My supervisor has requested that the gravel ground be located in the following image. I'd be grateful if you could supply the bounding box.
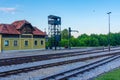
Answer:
[0,47,120,80]
[69,56,120,80]
[0,49,115,73]
[0,57,108,80]
[0,47,119,59]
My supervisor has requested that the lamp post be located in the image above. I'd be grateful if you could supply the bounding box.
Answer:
[107,12,111,52]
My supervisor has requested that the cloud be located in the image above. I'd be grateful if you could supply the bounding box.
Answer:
[0,7,17,14]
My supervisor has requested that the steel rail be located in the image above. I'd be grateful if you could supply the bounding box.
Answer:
[41,54,120,80]
[0,51,120,77]
[0,47,119,67]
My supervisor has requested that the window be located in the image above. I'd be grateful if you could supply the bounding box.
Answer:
[4,40,9,46]
[14,40,18,46]
[34,40,37,46]
[41,40,44,45]
[25,41,28,46]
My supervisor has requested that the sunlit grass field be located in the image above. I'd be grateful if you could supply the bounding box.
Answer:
[95,68,120,80]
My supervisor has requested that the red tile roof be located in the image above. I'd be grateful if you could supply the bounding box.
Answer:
[0,24,20,34]
[12,20,30,29]
[33,27,46,35]
[0,20,46,36]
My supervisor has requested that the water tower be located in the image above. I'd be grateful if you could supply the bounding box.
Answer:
[48,15,61,50]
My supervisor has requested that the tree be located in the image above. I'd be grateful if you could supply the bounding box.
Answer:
[70,38,80,47]
[61,29,69,39]
[48,28,120,47]
[98,34,108,46]
[78,33,88,39]
[60,39,68,47]
[89,37,99,46]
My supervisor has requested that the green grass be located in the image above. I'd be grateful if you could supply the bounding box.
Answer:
[95,68,120,80]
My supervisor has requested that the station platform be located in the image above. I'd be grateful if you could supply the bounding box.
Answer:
[0,47,93,59]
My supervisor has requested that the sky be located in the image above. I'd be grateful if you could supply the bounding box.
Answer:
[0,0,120,37]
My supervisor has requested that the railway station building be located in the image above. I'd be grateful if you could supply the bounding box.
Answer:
[0,20,46,52]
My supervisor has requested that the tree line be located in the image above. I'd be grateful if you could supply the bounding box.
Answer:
[60,29,120,47]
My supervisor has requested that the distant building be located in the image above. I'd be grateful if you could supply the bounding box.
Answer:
[0,20,46,52]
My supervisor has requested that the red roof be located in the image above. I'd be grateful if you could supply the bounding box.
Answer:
[0,20,46,36]
[0,24,20,34]
[12,20,30,29]
[33,27,46,35]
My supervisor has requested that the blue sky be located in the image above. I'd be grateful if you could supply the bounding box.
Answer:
[0,0,120,37]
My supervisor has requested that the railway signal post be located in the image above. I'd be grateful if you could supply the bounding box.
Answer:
[68,27,79,49]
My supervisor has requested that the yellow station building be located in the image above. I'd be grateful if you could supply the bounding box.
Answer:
[0,20,46,52]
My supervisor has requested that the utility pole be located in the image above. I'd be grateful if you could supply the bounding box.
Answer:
[107,12,111,52]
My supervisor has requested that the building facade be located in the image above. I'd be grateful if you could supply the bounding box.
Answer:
[0,20,46,52]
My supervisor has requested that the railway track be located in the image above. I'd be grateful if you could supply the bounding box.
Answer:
[0,47,119,67]
[41,54,120,80]
[0,50,120,78]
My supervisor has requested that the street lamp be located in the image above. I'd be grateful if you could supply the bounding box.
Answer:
[107,12,111,52]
